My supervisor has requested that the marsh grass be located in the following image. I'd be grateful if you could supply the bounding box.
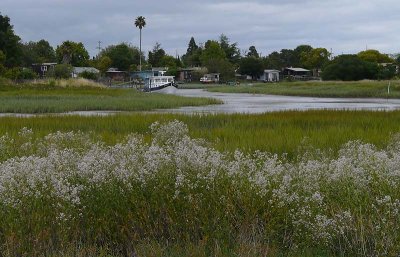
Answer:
[0,82,220,113]
[198,80,400,98]
[1,121,400,256]
[0,110,400,158]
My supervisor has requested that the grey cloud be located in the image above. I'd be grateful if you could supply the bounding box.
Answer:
[2,0,400,58]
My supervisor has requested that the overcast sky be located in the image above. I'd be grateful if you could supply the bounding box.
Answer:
[2,0,400,58]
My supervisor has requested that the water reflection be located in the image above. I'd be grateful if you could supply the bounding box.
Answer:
[157,89,400,114]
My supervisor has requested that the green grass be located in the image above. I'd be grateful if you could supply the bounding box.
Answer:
[186,80,400,98]
[0,83,220,113]
[1,110,400,158]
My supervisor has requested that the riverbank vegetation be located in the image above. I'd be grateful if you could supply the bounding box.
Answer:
[1,120,400,256]
[1,110,400,158]
[186,80,400,98]
[0,80,220,113]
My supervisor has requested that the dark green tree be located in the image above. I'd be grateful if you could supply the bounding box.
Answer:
[148,42,166,67]
[264,51,284,70]
[300,48,330,70]
[293,45,313,67]
[239,57,264,80]
[322,55,378,81]
[21,39,56,66]
[279,49,295,67]
[396,55,400,65]
[96,56,112,74]
[182,37,202,67]
[205,58,235,81]
[0,50,5,74]
[357,49,393,63]
[0,13,21,67]
[56,41,89,66]
[200,40,226,65]
[186,37,198,55]
[219,34,241,64]
[100,43,142,71]
[247,46,260,58]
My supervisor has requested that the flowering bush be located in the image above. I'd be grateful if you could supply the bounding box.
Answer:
[1,120,400,256]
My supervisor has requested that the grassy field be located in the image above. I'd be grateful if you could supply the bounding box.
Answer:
[0,80,220,113]
[181,80,400,98]
[1,110,400,158]
[1,118,400,256]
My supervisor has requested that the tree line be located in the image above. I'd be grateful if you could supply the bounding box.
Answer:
[1,12,399,81]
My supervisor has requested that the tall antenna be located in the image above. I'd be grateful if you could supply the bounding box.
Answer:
[96,41,102,58]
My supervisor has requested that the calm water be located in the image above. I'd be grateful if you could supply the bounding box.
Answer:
[156,89,400,114]
[1,89,400,117]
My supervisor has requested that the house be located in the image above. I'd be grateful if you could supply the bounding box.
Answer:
[282,67,311,80]
[106,68,128,81]
[259,70,280,82]
[31,63,57,78]
[177,67,204,82]
[72,67,100,78]
[200,73,220,83]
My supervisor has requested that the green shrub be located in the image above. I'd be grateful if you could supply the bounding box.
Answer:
[3,67,38,80]
[322,55,378,81]
[48,64,73,79]
[79,70,99,80]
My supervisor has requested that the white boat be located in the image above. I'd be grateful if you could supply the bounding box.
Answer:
[145,71,177,92]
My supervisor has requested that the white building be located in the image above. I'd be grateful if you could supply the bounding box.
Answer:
[259,70,280,82]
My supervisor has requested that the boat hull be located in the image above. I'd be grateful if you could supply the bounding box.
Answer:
[154,85,178,94]
[146,82,178,92]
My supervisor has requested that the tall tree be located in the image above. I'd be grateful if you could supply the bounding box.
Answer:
[148,42,166,67]
[279,49,295,67]
[219,34,241,64]
[239,57,264,80]
[96,56,112,74]
[56,41,89,66]
[21,39,56,66]
[357,49,393,63]
[293,45,313,67]
[0,13,21,67]
[322,55,378,81]
[100,43,142,71]
[182,37,202,67]
[300,48,330,70]
[200,40,226,65]
[186,37,198,55]
[264,51,284,70]
[0,50,5,74]
[135,16,146,71]
[247,46,260,58]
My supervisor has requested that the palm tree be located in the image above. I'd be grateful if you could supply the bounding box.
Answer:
[135,16,146,71]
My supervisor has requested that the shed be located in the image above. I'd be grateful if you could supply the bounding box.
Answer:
[282,67,311,77]
[31,63,57,78]
[259,70,280,82]
[106,68,128,81]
